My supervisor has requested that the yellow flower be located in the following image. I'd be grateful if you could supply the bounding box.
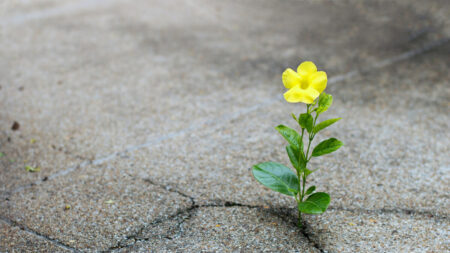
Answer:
[282,61,327,104]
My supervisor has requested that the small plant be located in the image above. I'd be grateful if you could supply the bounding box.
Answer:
[252,61,343,228]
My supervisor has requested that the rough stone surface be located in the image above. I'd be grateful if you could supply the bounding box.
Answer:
[106,45,450,215]
[0,163,192,251]
[305,208,449,252]
[0,130,83,197]
[118,206,319,253]
[0,0,449,252]
[0,219,72,252]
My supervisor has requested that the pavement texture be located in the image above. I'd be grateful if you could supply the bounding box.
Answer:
[0,0,449,252]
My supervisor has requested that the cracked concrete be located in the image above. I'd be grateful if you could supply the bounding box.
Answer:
[0,218,74,252]
[116,206,320,253]
[1,0,449,252]
[1,162,192,251]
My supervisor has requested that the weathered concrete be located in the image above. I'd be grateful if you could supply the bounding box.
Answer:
[305,208,449,252]
[1,162,192,251]
[0,0,449,252]
[90,46,450,214]
[119,206,320,252]
[0,219,72,252]
[0,130,83,197]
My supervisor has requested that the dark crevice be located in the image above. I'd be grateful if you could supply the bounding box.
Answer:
[328,206,447,220]
[105,179,264,252]
[6,37,449,201]
[4,175,446,252]
[106,202,266,252]
[301,221,325,253]
[292,205,448,253]
[105,178,449,252]
[142,178,195,205]
[0,216,81,253]
[203,199,261,209]
[0,16,447,253]
[106,204,198,252]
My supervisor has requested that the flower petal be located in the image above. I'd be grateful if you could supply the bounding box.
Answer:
[310,71,327,93]
[282,68,301,89]
[297,61,317,77]
[283,86,320,104]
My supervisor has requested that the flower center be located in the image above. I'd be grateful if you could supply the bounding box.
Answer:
[300,79,309,89]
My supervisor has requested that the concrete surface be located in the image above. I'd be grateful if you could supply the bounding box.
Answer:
[0,0,449,252]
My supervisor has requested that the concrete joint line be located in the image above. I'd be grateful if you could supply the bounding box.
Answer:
[106,177,262,252]
[4,175,443,253]
[107,177,447,252]
[142,178,195,205]
[3,36,448,251]
[328,206,447,221]
[0,216,81,253]
[301,221,326,253]
[106,203,263,252]
[8,35,449,198]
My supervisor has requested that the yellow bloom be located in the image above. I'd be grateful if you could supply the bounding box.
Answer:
[282,61,327,104]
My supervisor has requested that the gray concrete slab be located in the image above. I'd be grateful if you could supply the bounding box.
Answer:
[1,162,192,251]
[305,208,449,252]
[0,0,449,252]
[2,0,446,163]
[98,44,450,215]
[62,44,448,251]
[0,219,72,252]
[118,206,319,252]
[0,129,83,197]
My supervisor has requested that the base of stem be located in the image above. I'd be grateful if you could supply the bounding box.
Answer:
[297,212,302,228]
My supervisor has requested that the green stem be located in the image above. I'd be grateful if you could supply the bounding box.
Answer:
[298,209,302,228]
[305,138,312,162]
[297,104,311,228]
[295,105,311,228]
[297,104,321,228]
[307,113,320,161]
[298,107,307,202]
[301,173,306,201]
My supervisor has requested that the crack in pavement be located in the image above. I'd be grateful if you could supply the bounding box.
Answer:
[106,202,263,252]
[105,178,262,252]
[2,176,446,252]
[2,32,449,253]
[142,178,195,205]
[7,36,450,198]
[0,216,81,253]
[105,178,448,252]
[328,206,447,221]
[301,222,326,253]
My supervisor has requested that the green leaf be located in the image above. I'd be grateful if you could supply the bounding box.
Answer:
[252,162,299,196]
[298,152,307,171]
[299,113,313,133]
[317,93,333,114]
[305,168,318,177]
[275,125,301,148]
[298,192,330,214]
[313,118,341,134]
[25,165,40,173]
[312,138,343,157]
[0,152,4,158]
[286,145,300,170]
[286,144,307,172]
[291,113,297,122]
[305,186,316,195]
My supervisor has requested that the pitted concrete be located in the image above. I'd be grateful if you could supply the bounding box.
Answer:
[0,0,449,251]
